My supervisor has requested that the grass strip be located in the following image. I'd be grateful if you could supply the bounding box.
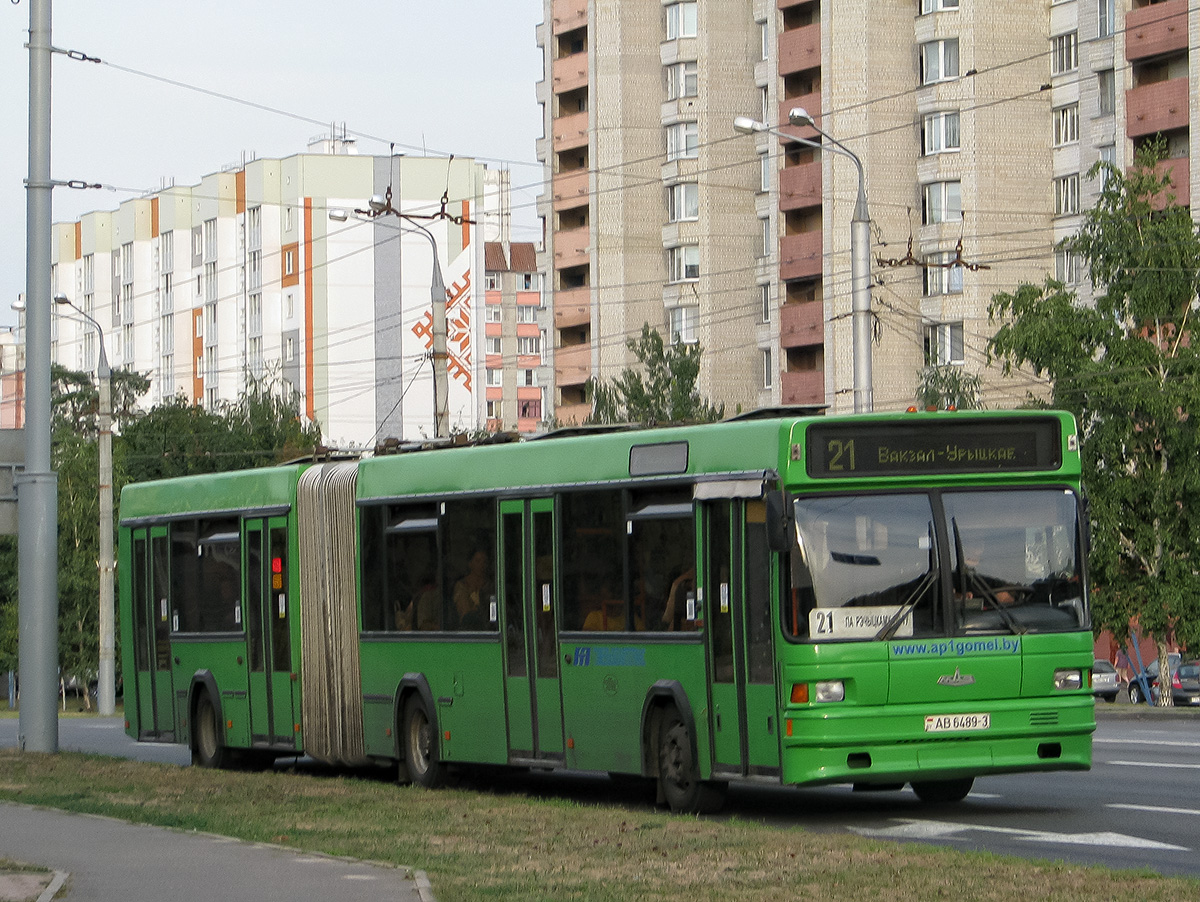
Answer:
[0,748,1193,902]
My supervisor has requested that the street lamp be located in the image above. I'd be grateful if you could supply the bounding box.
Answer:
[734,107,874,413]
[330,196,450,438]
[53,294,115,716]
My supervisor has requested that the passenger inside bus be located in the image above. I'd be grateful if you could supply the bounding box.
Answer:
[661,566,700,631]
[452,549,492,630]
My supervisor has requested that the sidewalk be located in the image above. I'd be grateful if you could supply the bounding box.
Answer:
[0,803,434,902]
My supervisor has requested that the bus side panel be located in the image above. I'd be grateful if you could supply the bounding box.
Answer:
[359,639,508,765]
[560,639,709,776]
[172,639,250,748]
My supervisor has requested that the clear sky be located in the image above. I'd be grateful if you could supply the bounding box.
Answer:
[1,0,546,328]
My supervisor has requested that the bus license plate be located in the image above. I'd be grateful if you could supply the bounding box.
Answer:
[924,713,990,733]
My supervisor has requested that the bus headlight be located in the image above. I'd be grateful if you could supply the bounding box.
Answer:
[814,680,845,703]
[1054,669,1083,691]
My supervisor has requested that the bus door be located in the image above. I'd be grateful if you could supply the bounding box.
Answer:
[245,517,295,747]
[131,525,175,739]
[499,498,564,761]
[705,499,779,775]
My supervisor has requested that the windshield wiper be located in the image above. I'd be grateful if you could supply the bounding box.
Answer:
[874,568,938,641]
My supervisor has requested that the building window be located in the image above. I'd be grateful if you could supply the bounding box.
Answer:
[924,321,964,366]
[668,245,700,282]
[486,336,502,355]
[1098,144,1116,189]
[485,304,501,324]
[759,217,771,258]
[1097,69,1115,115]
[1098,0,1114,38]
[517,335,541,356]
[519,398,542,420]
[484,273,500,290]
[922,252,964,297]
[1055,174,1080,216]
[666,122,699,161]
[666,61,698,100]
[516,305,538,324]
[1053,105,1079,147]
[921,111,960,155]
[160,230,174,274]
[521,272,540,291]
[761,284,772,323]
[522,368,538,387]
[284,250,295,276]
[922,181,962,224]
[920,39,959,85]
[762,349,774,388]
[1055,247,1081,284]
[1051,32,1077,75]
[284,337,295,362]
[921,0,959,11]
[486,368,502,387]
[486,400,497,420]
[759,153,771,192]
[668,182,699,222]
[759,21,769,60]
[665,2,697,39]
[668,306,699,344]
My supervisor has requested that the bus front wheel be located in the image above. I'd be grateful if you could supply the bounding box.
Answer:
[193,692,228,769]
[658,713,726,814]
[911,777,974,803]
[403,696,444,789]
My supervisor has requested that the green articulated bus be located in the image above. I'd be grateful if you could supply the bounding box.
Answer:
[119,409,1095,812]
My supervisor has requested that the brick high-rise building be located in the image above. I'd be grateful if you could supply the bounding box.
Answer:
[536,0,1196,418]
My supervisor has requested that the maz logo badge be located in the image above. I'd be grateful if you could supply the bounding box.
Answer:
[937,667,976,687]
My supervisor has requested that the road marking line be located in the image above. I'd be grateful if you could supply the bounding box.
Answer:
[1094,738,1200,748]
[1108,803,1200,817]
[850,818,1187,851]
[1106,760,1200,770]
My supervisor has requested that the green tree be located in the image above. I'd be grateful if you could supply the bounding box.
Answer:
[916,365,984,411]
[987,140,1200,704]
[586,324,725,425]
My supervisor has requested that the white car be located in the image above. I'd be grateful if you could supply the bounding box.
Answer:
[1092,659,1121,703]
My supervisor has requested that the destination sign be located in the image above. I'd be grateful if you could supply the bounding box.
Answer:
[803,418,1062,478]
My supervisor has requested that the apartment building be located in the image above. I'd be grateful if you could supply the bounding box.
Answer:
[45,139,510,448]
[536,0,1196,417]
[483,241,550,433]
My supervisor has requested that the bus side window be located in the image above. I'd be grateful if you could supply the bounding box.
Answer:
[561,490,625,630]
[442,498,498,632]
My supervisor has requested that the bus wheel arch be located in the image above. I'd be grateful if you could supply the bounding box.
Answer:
[397,675,443,789]
[189,673,228,769]
[640,682,726,814]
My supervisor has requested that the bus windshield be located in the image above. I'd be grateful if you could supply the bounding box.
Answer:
[785,488,1087,641]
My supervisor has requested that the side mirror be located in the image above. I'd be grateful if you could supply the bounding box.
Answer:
[765,490,790,553]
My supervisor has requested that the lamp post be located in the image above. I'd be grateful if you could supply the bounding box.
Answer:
[733,107,873,413]
[53,295,115,716]
[330,196,450,438]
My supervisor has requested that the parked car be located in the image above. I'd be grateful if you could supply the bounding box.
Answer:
[1092,659,1122,702]
[1159,661,1200,706]
[1128,652,1182,705]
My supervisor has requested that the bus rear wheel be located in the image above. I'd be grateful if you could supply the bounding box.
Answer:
[911,777,974,803]
[403,696,444,789]
[193,692,228,769]
[658,714,726,814]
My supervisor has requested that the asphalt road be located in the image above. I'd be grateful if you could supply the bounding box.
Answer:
[2,706,1198,878]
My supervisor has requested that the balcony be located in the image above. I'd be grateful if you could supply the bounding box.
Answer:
[554,401,592,425]
[553,169,590,211]
[781,369,824,405]
[779,160,821,212]
[553,110,588,153]
[1125,0,1188,61]
[780,231,822,281]
[1152,155,1190,208]
[778,23,820,77]
[555,342,591,389]
[551,0,587,35]
[552,53,588,95]
[777,92,821,141]
[554,286,591,330]
[1126,77,1189,138]
[553,226,590,270]
[780,301,823,349]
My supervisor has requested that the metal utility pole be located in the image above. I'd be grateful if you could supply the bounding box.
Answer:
[20,0,60,752]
